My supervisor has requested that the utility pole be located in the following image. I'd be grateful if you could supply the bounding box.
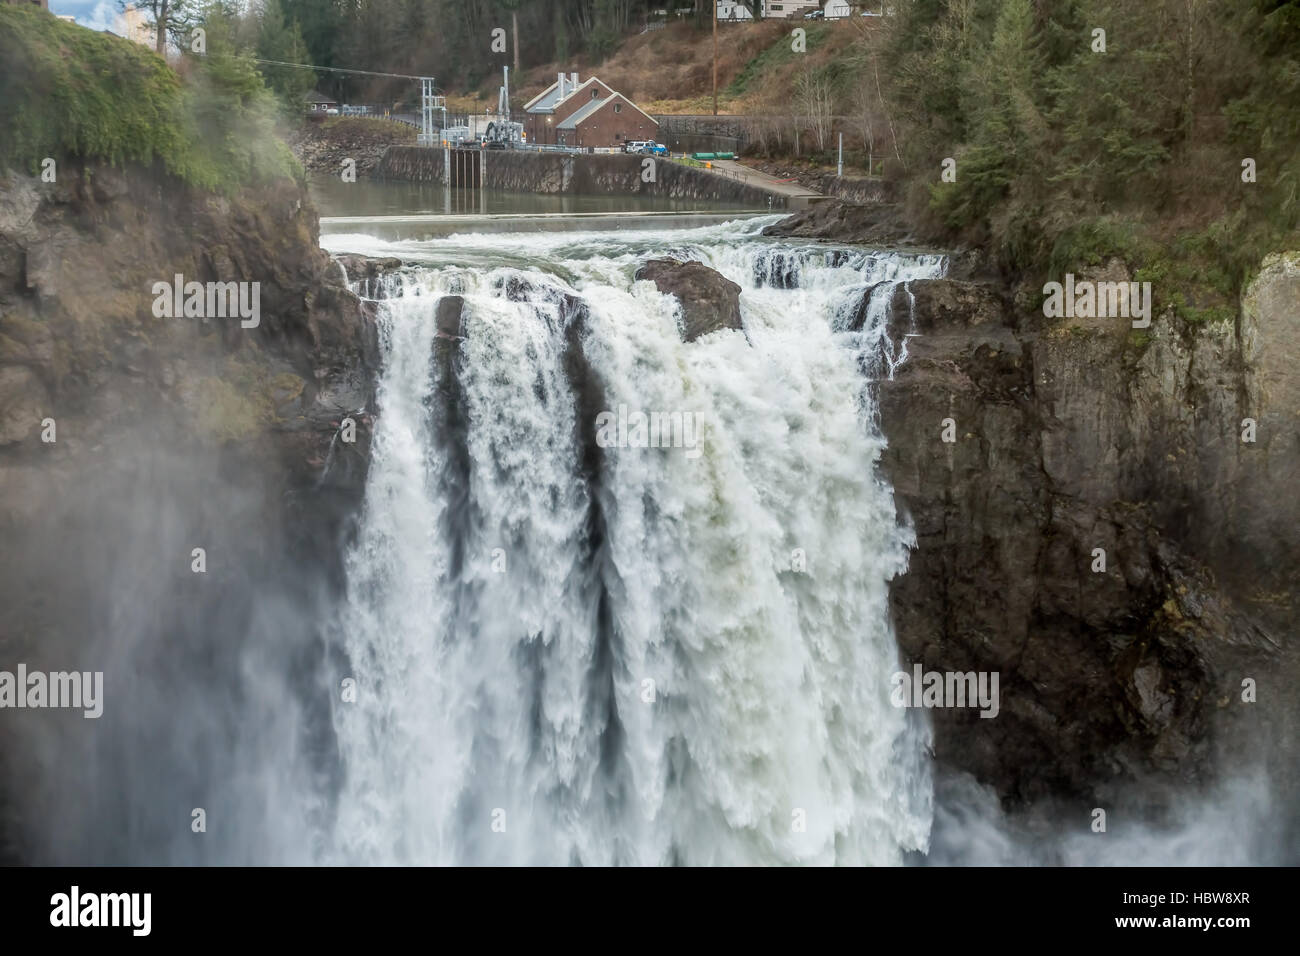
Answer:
[712,1,718,116]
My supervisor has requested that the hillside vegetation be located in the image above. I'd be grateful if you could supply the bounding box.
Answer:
[881,0,1300,316]
[498,19,862,114]
[0,5,297,191]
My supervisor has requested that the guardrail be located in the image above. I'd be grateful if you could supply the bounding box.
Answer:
[504,144,628,155]
[334,106,419,126]
[706,165,743,183]
[669,156,742,180]
[402,141,744,167]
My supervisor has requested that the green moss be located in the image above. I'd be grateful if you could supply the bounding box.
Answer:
[1032,215,1241,333]
[1048,220,1145,278]
[0,5,296,191]
[1134,238,1237,330]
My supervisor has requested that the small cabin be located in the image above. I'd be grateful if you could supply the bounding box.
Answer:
[305,91,340,115]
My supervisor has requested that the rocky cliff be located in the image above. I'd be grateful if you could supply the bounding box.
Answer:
[0,161,378,557]
[872,254,1299,822]
[0,161,376,862]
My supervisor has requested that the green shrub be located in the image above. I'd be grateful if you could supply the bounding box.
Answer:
[0,5,297,191]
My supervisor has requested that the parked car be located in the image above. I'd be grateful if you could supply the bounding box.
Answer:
[804,9,824,19]
[638,142,668,156]
[623,140,650,153]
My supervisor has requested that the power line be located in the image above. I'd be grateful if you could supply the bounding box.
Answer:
[250,58,436,85]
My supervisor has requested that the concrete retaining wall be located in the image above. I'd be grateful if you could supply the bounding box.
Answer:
[374,146,785,208]
[653,115,748,155]
[654,115,750,141]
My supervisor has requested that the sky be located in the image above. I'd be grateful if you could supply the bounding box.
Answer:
[50,1,124,32]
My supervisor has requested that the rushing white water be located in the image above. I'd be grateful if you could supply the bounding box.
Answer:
[321,217,947,865]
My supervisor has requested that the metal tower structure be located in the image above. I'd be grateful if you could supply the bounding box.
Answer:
[418,77,447,146]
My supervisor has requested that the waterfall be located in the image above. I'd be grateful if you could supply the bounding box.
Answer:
[321,220,947,865]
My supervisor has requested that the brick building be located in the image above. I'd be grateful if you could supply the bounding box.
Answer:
[523,73,659,149]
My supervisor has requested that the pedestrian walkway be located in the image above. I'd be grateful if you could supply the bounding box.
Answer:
[710,159,825,208]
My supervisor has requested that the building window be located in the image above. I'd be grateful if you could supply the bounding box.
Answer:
[592,89,599,99]
[614,103,622,113]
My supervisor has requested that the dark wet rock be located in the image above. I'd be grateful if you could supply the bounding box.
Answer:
[635,257,743,342]
[334,253,402,282]
[876,270,1299,808]
[764,199,912,245]
[764,201,983,279]
[436,295,465,338]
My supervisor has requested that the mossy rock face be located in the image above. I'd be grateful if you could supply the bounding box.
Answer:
[0,365,48,445]
[0,156,377,490]
[185,374,272,442]
[1242,250,1300,319]
[0,314,55,368]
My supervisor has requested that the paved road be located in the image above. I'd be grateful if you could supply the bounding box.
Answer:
[711,159,824,207]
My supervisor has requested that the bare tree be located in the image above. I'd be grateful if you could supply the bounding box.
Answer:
[851,10,905,169]
[851,80,877,175]
[794,65,832,153]
[1172,0,1215,145]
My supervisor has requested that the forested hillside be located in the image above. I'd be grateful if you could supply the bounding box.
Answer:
[278,0,712,96]
[880,0,1300,306]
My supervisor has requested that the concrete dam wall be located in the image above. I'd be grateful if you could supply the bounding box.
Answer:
[374,146,786,209]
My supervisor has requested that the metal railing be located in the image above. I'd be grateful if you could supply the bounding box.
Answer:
[332,106,421,128]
